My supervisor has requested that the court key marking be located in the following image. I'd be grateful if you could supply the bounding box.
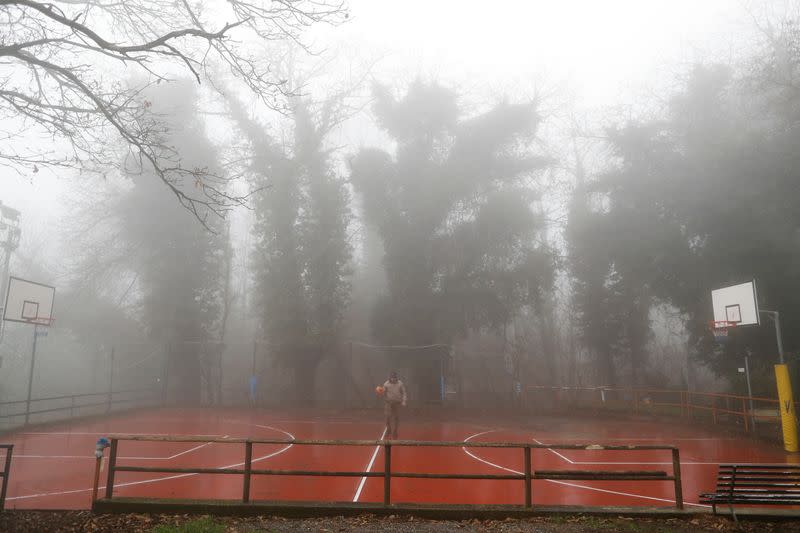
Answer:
[7,425,294,502]
[462,429,710,508]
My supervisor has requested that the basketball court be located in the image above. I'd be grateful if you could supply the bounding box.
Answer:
[0,263,798,514]
[1,406,796,510]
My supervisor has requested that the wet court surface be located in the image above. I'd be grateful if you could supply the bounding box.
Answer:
[1,407,797,509]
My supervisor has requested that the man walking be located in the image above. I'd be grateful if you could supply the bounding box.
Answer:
[382,371,407,439]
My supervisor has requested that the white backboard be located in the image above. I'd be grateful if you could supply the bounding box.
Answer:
[711,280,759,326]
[2,276,55,326]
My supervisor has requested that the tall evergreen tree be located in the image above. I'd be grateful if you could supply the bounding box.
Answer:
[350,82,554,349]
[232,94,352,405]
[109,80,230,403]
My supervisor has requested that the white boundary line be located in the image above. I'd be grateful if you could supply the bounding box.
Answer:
[529,437,788,466]
[20,432,223,437]
[14,438,223,461]
[352,427,387,503]
[7,426,294,502]
[531,438,574,464]
[531,437,740,441]
[461,430,710,509]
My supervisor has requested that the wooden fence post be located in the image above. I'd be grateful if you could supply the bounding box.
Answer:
[0,446,12,510]
[243,441,253,503]
[104,439,118,500]
[524,445,532,508]
[672,448,683,510]
[92,456,102,502]
[384,443,392,505]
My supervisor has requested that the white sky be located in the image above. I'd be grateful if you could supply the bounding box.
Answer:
[333,0,747,107]
[0,0,775,272]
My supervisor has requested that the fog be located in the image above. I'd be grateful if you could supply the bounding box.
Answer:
[1,0,798,422]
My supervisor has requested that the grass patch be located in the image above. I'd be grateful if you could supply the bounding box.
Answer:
[152,517,225,533]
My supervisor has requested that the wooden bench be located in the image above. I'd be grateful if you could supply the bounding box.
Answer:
[700,464,800,515]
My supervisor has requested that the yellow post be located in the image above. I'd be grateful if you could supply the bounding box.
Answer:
[774,364,798,452]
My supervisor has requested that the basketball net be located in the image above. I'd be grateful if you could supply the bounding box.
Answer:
[710,320,736,342]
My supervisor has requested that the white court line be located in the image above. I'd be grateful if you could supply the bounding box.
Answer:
[352,427,387,503]
[258,419,373,425]
[534,437,740,441]
[7,427,294,502]
[567,461,799,466]
[528,438,781,467]
[461,430,710,509]
[14,455,95,459]
[13,438,223,461]
[20,432,223,437]
[531,438,574,464]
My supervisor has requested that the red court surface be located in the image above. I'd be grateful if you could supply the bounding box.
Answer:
[2,407,798,510]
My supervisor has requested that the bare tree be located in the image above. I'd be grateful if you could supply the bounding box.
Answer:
[0,0,347,223]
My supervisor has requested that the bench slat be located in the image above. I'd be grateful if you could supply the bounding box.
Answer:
[705,463,800,512]
[718,472,800,475]
[718,464,800,470]
[717,488,800,494]
[704,496,800,502]
[700,499,798,505]
[717,481,800,487]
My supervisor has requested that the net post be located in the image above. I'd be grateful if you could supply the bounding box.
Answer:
[243,441,253,503]
[161,343,170,406]
[681,390,687,418]
[741,398,749,432]
[687,391,692,419]
[0,446,12,510]
[523,445,532,508]
[348,341,353,408]
[24,325,39,425]
[671,448,683,509]
[711,396,717,425]
[92,455,102,503]
[383,443,392,505]
[107,346,115,414]
[104,439,118,500]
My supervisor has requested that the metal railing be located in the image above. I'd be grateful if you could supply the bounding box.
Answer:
[0,445,12,510]
[97,435,683,510]
[0,387,159,428]
[526,385,791,433]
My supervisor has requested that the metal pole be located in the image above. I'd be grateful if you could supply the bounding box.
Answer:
[107,346,115,413]
[774,312,785,364]
[744,355,756,431]
[742,398,749,432]
[217,343,223,406]
[760,310,785,364]
[24,325,39,425]
[349,341,353,408]
[252,341,258,408]
[0,245,11,343]
[162,343,170,406]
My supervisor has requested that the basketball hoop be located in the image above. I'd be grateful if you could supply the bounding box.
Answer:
[25,316,54,328]
[710,320,736,343]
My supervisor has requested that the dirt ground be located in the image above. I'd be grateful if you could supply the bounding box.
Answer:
[1,512,799,533]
